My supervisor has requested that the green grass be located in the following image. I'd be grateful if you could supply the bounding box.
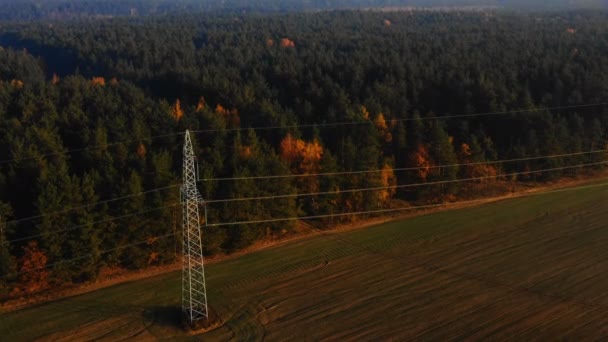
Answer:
[2,183,608,340]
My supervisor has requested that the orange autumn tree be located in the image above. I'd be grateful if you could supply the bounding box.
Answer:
[136,142,147,159]
[411,144,432,182]
[196,97,206,112]
[280,38,295,48]
[17,241,49,294]
[171,99,184,121]
[374,113,393,143]
[10,79,23,89]
[459,142,497,182]
[145,236,160,265]
[215,104,240,128]
[91,77,106,86]
[239,145,253,159]
[280,134,323,176]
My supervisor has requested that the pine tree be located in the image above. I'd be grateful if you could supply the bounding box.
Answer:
[35,160,74,282]
[0,203,16,293]
[428,121,458,198]
[119,171,147,269]
[149,151,180,263]
[317,150,341,223]
[356,124,383,212]
[67,173,101,281]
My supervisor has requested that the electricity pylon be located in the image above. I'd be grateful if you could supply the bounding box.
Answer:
[181,130,208,323]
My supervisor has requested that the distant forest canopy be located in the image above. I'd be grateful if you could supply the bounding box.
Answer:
[0,10,608,295]
[0,0,606,20]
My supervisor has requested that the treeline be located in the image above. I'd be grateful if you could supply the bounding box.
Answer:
[0,10,607,297]
[0,0,604,21]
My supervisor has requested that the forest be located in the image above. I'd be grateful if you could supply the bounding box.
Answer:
[0,9,607,298]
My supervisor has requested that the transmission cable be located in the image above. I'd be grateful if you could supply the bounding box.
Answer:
[200,149,606,182]
[4,184,180,227]
[5,150,606,232]
[207,181,608,227]
[4,149,605,226]
[7,160,602,244]
[7,203,180,244]
[205,160,607,204]
[1,232,176,279]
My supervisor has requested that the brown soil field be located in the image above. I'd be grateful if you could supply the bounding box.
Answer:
[2,178,608,340]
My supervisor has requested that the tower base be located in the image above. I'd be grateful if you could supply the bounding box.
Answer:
[180,306,222,333]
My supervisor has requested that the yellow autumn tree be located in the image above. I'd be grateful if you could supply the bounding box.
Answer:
[280,134,305,166]
[378,163,397,203]
[374,113,388,132]
[280,134,324,194]
[280,134,323,174]
[301,140,323,173]
[374,113,393,143]
[361,105,370,121]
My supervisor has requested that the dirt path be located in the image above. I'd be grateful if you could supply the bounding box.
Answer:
[2,171,607,314]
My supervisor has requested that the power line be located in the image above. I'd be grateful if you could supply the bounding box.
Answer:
[190,102,608,134]
[0,131,184,165]
[5,149,605,226]
[200,149,607,182]
[207,181,608,227]
[1,232,176,279]
[5,184,180,227]
[8,160,603,244]
[205,160,607,204]
[7,203,179,244]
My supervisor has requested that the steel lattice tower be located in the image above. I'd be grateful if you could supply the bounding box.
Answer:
[181,130,209,323]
